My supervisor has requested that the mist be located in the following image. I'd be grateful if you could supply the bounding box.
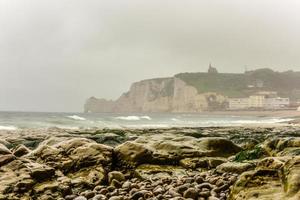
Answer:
[1,0,300,112]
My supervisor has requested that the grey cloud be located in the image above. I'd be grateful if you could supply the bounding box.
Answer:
[0,0,299,112]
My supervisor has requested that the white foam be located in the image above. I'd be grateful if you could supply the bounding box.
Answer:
[115,116,141,121]
[116,115,152,121]
[140,116,152,120]
[67,115,86,121]
[0,125,18,130]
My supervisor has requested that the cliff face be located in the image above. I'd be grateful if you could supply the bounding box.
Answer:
[84,77,227,113]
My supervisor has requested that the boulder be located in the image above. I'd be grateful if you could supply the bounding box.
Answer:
[282,156,300,198]
[230,157,300,200]
[108,171,125,185]
[27,138,113,172]
[114,141,152,167]
[230,169,284,200]
[180,157,227,169]
[263,137,300,156]
[0,154,15,167]
[216,162,255,174]
[115,134,241,167]
[13,144,30,157]
[0,143,11,155]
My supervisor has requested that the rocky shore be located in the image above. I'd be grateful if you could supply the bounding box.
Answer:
[0,126,300,200]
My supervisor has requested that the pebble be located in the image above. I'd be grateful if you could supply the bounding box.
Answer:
[57,170,238,200]
[74,196,87,200]
[183,188,198,199]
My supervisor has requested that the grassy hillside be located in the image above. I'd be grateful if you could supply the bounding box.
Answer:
[175,68,300,100]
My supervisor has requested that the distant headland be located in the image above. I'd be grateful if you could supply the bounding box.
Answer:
[84,66,300,113]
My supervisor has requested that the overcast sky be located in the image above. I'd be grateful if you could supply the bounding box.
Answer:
[0,0,300,112]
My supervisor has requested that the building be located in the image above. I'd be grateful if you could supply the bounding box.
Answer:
[208,63,218,74]
[228,98,251,110]
[297,106,300,111]
[249,95,265,108]
[264,97,290,109]
[228,94,290,110]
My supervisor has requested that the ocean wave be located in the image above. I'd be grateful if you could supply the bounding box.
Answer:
[171,118,181,122]
[67,115,86,121]
[0,125,18,130]
[115,115,152,121]
[140,116,152,120]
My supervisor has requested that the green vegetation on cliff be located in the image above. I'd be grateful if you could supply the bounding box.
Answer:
[175,68,300,99]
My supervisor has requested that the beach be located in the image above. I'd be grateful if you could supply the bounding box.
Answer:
[0,125,300,200]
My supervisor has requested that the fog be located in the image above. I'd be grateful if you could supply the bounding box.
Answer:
[0,0,300,112]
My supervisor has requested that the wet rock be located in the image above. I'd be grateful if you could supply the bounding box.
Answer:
[216,162,255,174]
[0,143,11,155]
[135,164,188,180]
[13,144,30,157]
[108,171,126,185]
[115,135,241,166]
[0,154,15,167]
[130,190,151,200]
[199,190,211,198]
[115,141,152,167]
[29,164,55,182]
[92,194,107,200]
[230,169,283,200]
[65,195,77,200]
[74,196,87,200]
[81,190,95,198]
[183,188,198,199]
[109,196,123,200]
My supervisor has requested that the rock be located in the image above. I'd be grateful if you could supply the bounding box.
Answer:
[263,137,300,156]
[74,196,87,200]
[183,188,198,199]
[180,157,227,169]
[216,162,255,174]
[28,138,113,171]
[111,179,122,188]
[109,196,123,200]
[90,132,126,146]
[134,164,188,180]
[92,194,107,200]
[122,181,131,189]
[153,186,164,195]
[230,169,284,200]
[29,164,55,182]
[0,143,11,155]
[13,144,30,157]
[208,197,220,200]
[282,156,300,198]
[65,195,77,200]
[115,135,241,167]
[108,171,125,185]
[0,154,15,167]
[130,190,151,200]
[115,141,152,167]
[199,191,211,198]
[257,156,290,170]
[81,190,95,198]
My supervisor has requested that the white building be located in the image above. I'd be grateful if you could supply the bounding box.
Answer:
[297,106,300,111]
[264,97,290,109]
[228,95,290,110]
[249,95,265,108]
[228,98,251,110]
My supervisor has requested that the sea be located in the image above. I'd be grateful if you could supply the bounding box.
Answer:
[0,111,294,130]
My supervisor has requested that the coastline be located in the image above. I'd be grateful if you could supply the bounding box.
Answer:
[0,125,300,199]
[197,110,300,118]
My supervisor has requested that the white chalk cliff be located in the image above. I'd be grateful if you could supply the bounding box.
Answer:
[84,77,227,113]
